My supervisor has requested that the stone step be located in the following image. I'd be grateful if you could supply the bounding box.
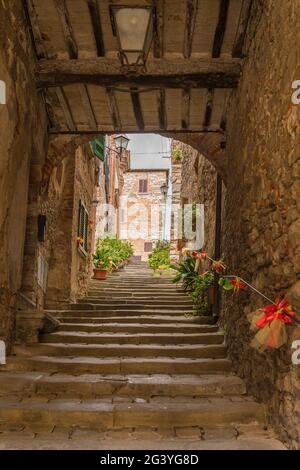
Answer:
[75,299,194,307]
[85,294,190,301]
[5,356,233,375]
[0,398,265,430]
[40,331,224,345]
[0,372,246,398]
[55,315,214,325]
[71,303,194,311]
[88,286,184,291]
[18,343,227,359]
[52,309,199,317]
[58,322,219,334]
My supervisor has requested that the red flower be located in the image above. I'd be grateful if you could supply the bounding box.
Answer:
[256,297,296,329]
[230,277,247,293]
[192,251,207,260]
[212,260,226,274]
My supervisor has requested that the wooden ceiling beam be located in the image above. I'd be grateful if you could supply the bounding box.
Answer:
[106,88,122,130]
[153,0,164,58]
[203,89,214,129]
[157,89,167,130]
[55,87,76,131]
[181,88,191,130]
[183,0,198,59]
[36,58,241,89]
[232,0,253,58]
[130,89,145,131]
[212,0,230,58]
[23,0,47,59]
[54,0,78,59]
[79,84,98,129]
[87,0,105,57]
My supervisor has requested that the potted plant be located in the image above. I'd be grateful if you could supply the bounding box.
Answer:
[92,246,114,280]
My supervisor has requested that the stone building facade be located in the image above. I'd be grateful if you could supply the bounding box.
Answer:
[94,135,129,242]
[121,170,168,261]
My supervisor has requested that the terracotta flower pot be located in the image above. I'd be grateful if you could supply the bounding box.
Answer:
[93,268,108,280]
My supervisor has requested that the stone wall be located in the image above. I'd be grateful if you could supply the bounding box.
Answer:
[45,142,99,307]
[0,1,48,349]
[70,144,98,301]
[223,0,300,448]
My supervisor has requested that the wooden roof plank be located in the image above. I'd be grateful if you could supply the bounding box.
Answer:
[181,88,191,130]
[79,84,98,129]
[54,0,78,59]
[203,88,214,128]
[106,88,122,130]
[87,0,105,56]
[232,0,253,57]
[130,89,145,131]
[55,86,77,131]
[183,0,198,59]
[212,0,230,58]
[23,0,47,59]
[153,0,164,58]
[157,89,167,130]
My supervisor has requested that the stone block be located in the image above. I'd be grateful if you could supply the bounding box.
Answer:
[15,311,44,344]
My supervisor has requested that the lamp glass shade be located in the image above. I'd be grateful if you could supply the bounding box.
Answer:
[112,7,153,65]
[114,135,130,153]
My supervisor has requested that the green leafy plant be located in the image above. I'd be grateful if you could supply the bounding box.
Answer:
[93,237,134,271]
[171,254,214,315]
[148,241,170,273]
[172,145,183,162]
[170,254,198,290]
[190,271,214,315]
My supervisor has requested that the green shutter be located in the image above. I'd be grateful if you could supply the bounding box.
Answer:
[91,136,105,161]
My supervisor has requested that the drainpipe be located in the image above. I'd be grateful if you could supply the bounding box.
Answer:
[213,173,222,318]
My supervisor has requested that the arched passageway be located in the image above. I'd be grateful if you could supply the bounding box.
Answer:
[0,0,300,450]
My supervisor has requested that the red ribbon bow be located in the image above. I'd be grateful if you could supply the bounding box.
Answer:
[256,297,296,329]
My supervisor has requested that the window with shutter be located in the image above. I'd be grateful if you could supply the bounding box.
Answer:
[90,136,105,161]
[139,179,148,193]
[77,200,89,254]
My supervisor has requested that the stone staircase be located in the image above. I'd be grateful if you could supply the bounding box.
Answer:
[0,263,285,449]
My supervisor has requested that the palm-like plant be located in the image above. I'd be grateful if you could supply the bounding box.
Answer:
[171,254,198,290]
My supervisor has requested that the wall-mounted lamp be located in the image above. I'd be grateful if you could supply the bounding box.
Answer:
[113,134,130,154]
[160,183,168,199]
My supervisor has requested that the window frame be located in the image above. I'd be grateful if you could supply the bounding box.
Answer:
[139,178,148,193]
[77,200,89,255]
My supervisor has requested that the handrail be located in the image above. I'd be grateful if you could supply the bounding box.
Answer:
[202,254,300,326]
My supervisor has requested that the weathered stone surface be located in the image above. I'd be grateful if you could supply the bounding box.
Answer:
[222,0,300,449]
[0,1,48,350]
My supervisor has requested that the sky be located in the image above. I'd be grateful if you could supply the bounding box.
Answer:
[127,134,171,170]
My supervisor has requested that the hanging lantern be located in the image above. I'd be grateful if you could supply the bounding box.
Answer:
[110,6,154,68]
